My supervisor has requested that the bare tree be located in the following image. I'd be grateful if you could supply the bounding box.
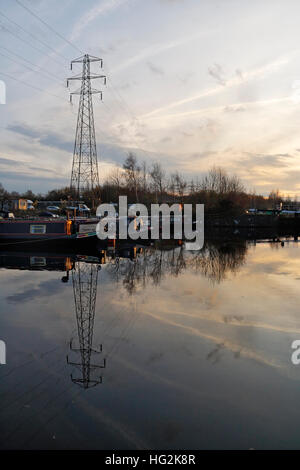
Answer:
[201,166,244,194]
[123,153,141,201]
[0,183,10,210]
[109,167,124,193]
[268,189,282,209]
[174,171,187,199]
[168,173,177,201]
[149,162,166,202]
[141,161,148,194]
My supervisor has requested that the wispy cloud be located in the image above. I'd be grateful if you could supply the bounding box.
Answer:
[141,56,290,119]
[71,0,132,41]
[140,96,290,123]
[147,61,164,75]
[208,63,226,86]
[111,30,215,73]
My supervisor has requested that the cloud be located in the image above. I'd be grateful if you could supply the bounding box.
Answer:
[0,157,18,166]
[141,55,290,119]
[7,123,73,153]
[7,279,64,303]
[147,61,164,76]
[70,0,133,41]
[208,63,226,86]
[160,136,172,143]
[141,95,289,124]
[235,152,293,170]
[0,169,68,192]
[235,68,244,80]
[223,105,246,113]
[159,0,188,2]
[98,38,127,55]
[0,155,64,179]
[176,72,193,86]
[112,30,213,74]
[7,124,39,139]
[182,131,193,137]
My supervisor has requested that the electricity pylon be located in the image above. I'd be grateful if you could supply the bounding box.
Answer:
[67,54,106,198]
[67,262,106,389]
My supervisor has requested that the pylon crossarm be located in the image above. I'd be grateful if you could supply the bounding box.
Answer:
[89,345,103,353]
[68,344,83,352]
[89,362,106,369]
[87,55,103,62]
[86,74,106,80]
[71,55,103,66]
[67,359,82,366]
[67,77,82,87]
[76,88,102,95]
[70,55,86,67]
[67,74,82,80]
[70,90,82,97]
[71,377,102,388]
[90,89,103,98]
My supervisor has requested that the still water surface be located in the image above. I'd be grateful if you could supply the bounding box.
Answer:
[0,239,300,449]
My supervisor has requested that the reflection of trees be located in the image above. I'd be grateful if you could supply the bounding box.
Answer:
[191,241,247,283]
[106,240,248,294]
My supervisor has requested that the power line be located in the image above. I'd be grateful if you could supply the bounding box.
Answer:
[4,3,151,161]
[0,45,63,82]
[103,76,156,164]
[98,62,157,163]
[104,62,143,123]
[0,70,64,100]
[4,1,158,167]
[107,78,137,121]
[0,10,70,62]
[0,20,65,68]
[15,0,83,54]
[0,50,63,85]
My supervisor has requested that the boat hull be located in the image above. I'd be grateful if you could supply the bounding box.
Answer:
[0,218,101,248]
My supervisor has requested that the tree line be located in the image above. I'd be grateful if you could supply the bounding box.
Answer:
[0,152,290,215]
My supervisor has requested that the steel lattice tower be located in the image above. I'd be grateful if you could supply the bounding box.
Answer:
[67,262,106,389]
[67,54,106,198]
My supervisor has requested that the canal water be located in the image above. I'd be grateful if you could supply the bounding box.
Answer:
[0,239,300,449]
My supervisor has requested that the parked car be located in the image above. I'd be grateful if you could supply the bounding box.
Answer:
[38,211,59,218]
[66,203,90,214]
[46,205,60,211]
[27,200,35,210]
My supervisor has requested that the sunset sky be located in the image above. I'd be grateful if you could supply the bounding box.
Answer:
[1,0,300,195]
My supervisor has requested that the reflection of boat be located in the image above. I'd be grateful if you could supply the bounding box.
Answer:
[0,217,100,247]
[0,249,105,272]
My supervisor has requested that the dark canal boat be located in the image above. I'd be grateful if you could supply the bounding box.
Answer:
[0,217,100,247]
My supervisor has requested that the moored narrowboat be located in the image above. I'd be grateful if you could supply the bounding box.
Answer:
[0,217,100,246]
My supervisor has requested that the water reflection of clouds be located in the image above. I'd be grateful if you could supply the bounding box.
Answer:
[6,279,65,303]
[2,242,300,448]
[99,243,300,382]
